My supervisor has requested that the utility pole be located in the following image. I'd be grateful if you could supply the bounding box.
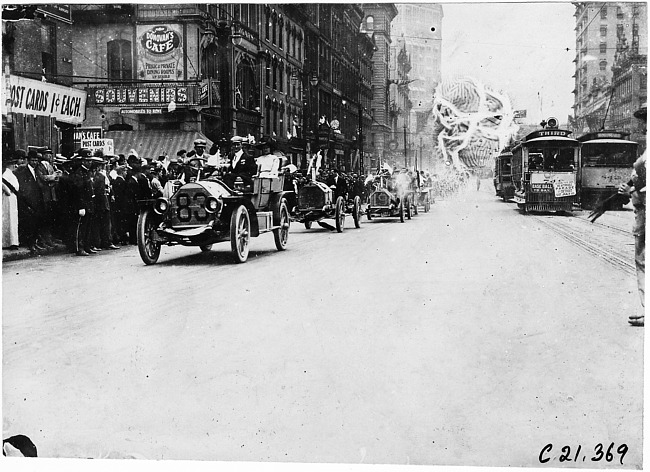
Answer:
[403,125,408,168]
[358,104,363,174]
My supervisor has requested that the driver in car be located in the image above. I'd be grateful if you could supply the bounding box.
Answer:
[222,136,258,190]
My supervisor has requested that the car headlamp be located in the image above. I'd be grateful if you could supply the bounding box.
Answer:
[205,196,221,213]
[154,197,170,215]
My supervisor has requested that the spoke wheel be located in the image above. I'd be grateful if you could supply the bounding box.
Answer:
[230,205,250,263]
[335,196,345,233]
[352,196,362,228]
[137,209,161,265]
[273,200,290,251]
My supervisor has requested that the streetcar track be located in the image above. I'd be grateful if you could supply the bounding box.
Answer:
[530,214,635,275]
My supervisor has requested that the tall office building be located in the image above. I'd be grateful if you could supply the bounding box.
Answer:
[572,2,647,135]
[391,3,443,167]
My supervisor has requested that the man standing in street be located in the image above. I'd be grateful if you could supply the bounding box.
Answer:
[619,103,646,326]
[35,147,61,247]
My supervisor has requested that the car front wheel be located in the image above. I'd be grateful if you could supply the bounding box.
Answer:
[335,196,345,233]
[137,209,161,265]
[273,199,290,251]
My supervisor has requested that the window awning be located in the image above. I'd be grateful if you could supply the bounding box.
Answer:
[104,130,214,159]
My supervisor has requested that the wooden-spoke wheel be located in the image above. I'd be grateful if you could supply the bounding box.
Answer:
[230,205,250,263]
[137,209,161,265]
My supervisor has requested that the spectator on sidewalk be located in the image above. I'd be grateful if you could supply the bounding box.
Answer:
[35,147,61,247]
[69,153,95,256]
[2,152,20,249]
[14,149,45,253]
[90,157,119,251]
[110,164,128,245]
[619,103,646,326]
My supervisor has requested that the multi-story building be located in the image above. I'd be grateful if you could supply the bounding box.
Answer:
[572,2,647,135]
[361,3,398,170]
[2,5,83,155]
[610,37,647,153]
[391,3,443,168]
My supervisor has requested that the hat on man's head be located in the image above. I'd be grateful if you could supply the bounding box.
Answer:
[77,148,93,158]
[177,149,187,156]
[230,136,245,144]
[14,149,27,160]
[127,154,141,165]
[27,149,40,159]
[127,149,139,159]
[194,139,207,147]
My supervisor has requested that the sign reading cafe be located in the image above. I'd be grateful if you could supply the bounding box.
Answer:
[5,75,87,125]
[136,24,184,81]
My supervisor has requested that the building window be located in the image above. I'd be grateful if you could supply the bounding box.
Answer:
[278,17,283,49]
[366,16,374,30]
[600,42,607,54]
[265,11,270,41]
[617,6,623,19]
[599,60,607,71]
[600,25,607,36]
[617,24,624,37]
[41,23,56,81]
[107,39,132,83]
[600,8,607,19]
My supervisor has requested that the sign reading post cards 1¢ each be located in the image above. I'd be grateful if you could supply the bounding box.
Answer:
[6,75,87,125]
[81,138,114,156]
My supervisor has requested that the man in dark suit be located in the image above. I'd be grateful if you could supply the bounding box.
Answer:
[223,136,257,190]
[326,168,348,201]
[68,154,95,256]
[14,150,45,252]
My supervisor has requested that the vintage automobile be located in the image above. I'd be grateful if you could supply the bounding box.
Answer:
[292,179,363,231]
[415,187,432,213]
[136,155,292,264]
[365,173,411,222]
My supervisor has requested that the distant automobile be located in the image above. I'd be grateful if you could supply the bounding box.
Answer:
[365,172,411,222]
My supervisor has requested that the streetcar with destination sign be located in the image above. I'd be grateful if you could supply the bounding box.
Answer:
[511,118,582,213]
[577,130,638,210]
[493,150,515,202]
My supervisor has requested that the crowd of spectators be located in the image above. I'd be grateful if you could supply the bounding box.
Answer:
[1,142,214,256]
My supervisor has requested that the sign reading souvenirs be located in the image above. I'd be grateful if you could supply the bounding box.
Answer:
[5,75,86,125]
[136,24,184,81]
[87,84,198,107]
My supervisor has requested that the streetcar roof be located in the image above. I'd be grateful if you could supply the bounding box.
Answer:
[524,137,580,145]
[579,138,638,145]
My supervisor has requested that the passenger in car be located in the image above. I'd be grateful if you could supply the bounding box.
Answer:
[222,136,258,190]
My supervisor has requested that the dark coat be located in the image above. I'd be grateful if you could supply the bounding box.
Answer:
[14,164,44,211]
[229,150,257,176]
[69,170,94,213]
[326,173,348,200]
[93,173,111,213]
[111,175,127,213]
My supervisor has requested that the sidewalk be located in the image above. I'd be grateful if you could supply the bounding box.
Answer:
[2,242,70,263]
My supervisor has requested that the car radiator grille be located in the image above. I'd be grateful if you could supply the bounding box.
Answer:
[298,186,325,209]
[370,191,390,207]
[169,184,212,227]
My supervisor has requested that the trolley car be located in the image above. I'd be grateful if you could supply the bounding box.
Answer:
[511,119,581,213]
[577,131,638,210]
[493,150,514,201]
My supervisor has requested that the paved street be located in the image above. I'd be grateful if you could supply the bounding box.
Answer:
[2,183,643,467]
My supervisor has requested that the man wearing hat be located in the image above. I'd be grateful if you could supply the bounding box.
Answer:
[619,102,646,326]
[35,147,62,247]
[222,135,257,189]
[193,139,211,160]
[124,150,152,244]
[68,153,95,255]
[14,149,46,252]
[180,154,206,183]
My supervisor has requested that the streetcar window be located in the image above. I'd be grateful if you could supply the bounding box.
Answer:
[528,147,576,171]
[582,142,638,167]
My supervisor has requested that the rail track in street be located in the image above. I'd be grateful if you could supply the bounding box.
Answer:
[530,213,635,275]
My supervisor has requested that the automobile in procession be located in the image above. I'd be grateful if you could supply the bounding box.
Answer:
[136,154,292,264]
[365,168,414,222]
[510,117,582,213]
[292,178,363,232]
[577,130,638,210]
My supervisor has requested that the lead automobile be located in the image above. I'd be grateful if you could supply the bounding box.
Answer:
[365,171,412,222]
[136,156,292,264]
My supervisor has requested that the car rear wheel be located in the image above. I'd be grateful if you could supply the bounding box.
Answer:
[304,220,312,229]
[405,198,412,220]
[200,244,213,252]
[273,199,290,251]
[335,196,345,233]
[352,196,362,228]
[230,205,250,263]
[399,201,405,223]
